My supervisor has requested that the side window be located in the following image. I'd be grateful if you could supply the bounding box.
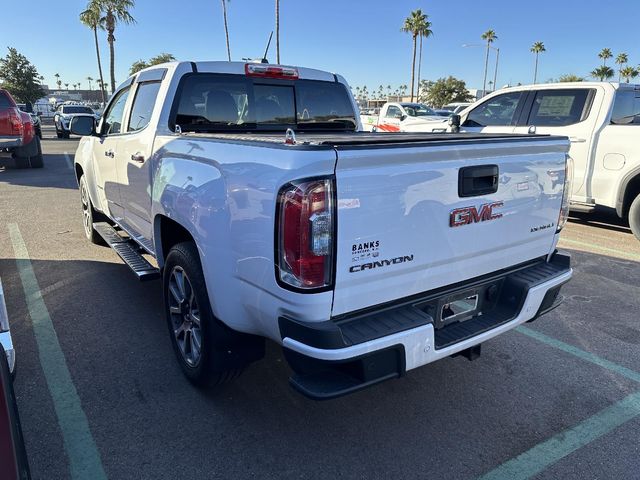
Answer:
[611,90,640,125]
[386,106,402,119]
[128,82,161,132]
[102,88,130,135]
[527,89,594,127]
[0,92,11,108]
[465,92,524,127]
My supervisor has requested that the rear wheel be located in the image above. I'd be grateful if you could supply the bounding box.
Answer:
[163,242,248,387]
[12,136,43,169]
[628,194,640,242]
[79,175,104,245]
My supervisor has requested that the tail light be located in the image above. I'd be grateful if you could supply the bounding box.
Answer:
[8,108,23,137]
[20,113,34,145]
[557,155,574,232]
[277,178,335,290]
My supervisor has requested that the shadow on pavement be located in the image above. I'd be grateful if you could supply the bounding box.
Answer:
[1,249,639,479]
[0,154,77,190]
[568,207,632,235]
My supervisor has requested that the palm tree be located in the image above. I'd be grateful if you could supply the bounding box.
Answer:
[591,66,614,81]
[415,15,433,101]
[481,30,498,96]
[54,73,61,90]
[80,2,107,104]
[598,48,612,66]
[620,66,639,83]
[399,84,408,97]
[64,83,70,90]
[615,53,629,82]
[531,41,546,84]
[221,0,231,61]
[93,0,136,94]
[275,0,280,63]
[401,9,428,101]
[87,76,94,90]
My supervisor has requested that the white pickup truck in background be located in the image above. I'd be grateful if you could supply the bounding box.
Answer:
[71,61,572,400]
[407,82,640,240]
[360,101,442,132]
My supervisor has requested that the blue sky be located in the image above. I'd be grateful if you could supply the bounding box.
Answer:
[1,0,638,91]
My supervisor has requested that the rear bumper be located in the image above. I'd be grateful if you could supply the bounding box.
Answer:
[0,135,22,149]
[281,253,572,400]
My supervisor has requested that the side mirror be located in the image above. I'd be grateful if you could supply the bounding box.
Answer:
[70,116,96,137]
[400,114,407,121]
[449,114,461,133]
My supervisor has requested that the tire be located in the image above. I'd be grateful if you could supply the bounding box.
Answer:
[79,175,104,245]
[56,130,63,139]
[12,136,43,169]
[163,242,246,387]
[629,193,640,242]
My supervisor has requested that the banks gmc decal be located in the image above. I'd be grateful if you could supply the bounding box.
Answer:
[450,202,504,228]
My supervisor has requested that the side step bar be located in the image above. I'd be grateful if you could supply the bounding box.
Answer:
[93,222,160,282]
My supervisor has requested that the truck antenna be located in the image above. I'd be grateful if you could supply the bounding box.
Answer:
[262,31,274,64]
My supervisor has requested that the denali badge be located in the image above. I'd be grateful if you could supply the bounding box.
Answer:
[450,202,504,227]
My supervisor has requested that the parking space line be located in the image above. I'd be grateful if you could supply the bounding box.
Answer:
[479,326,640,479]
[478,390,640,480]
[559,238,640,261]
[516,326,640,384]
[8,224,107,480]
[64,152,73,170]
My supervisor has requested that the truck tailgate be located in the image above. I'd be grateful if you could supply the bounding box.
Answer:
[332,136,569,316]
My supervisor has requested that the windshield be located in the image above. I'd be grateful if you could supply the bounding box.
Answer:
[63,106,94,114]
[174,73,357,132]
[403,104,436,117]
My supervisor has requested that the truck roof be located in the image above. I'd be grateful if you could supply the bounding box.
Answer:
[132,61,340,83]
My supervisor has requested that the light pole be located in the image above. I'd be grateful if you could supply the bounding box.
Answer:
[463,44,500,95]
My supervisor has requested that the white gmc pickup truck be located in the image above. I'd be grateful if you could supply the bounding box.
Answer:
[71,61,572,399]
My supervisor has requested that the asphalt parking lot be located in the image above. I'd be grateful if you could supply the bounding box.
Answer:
[1,123,640,480]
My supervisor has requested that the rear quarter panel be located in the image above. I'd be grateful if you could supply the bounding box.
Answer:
[150,136,337,340]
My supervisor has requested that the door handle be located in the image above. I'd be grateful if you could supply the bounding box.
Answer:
[131,153,145,163]
[458,164,499,197]
[569,137,586,143]
[104,149,115,158]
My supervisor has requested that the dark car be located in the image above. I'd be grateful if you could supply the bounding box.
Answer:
[16,104,41,139]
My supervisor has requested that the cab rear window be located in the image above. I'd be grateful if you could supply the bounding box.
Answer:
[611,90,640,125]
[526,89,595,127]
[0,92,13,109]
[172,73,357,132]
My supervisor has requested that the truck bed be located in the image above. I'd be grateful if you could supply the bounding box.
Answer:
[183,131,565,148]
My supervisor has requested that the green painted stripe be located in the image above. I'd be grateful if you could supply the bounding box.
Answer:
[8,224,107,480]
[517,326,640,384]
[478,390,640,480]
[559,238,640,261]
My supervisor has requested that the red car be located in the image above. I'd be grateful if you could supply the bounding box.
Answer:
[0,89,43,169]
